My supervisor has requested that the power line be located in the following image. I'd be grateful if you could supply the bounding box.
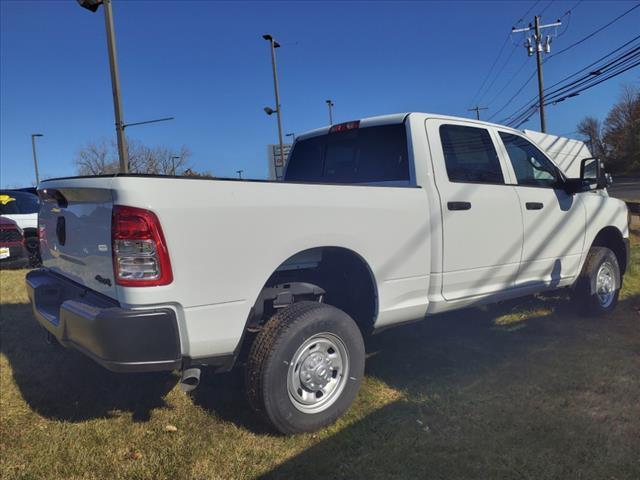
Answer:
[477,44,519,105]
[556,0,584,37]
[538,0,556,17]
[468,35,510,106]
[508,54,640,127]
[505,48,640,126]
[546,34,640,91]
[501,36,640,124]
[485,57,532,107]
[507,53,640,127]
[485,0,581,108]
[488,5,639,125]
[494,15,563,132]
[503,38,640,122]
[469,0,544,107]
[505,45,640,124]
[511,59,640,127]
[515,0,542,25]
[488,68,538,120]
[548,3,640,59]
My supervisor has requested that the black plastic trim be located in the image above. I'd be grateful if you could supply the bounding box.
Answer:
[26,270,181,373]
[182,354,236,373]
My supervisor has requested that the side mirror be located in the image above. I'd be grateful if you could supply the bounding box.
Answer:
[580,157,607,191]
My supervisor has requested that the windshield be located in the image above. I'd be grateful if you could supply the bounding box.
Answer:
[284,124,409,184]
[0,191,40,215]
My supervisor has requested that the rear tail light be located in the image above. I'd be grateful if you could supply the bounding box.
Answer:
[112,205,173,286]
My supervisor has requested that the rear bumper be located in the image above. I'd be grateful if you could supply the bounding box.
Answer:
[0,244,27,268]
[26,269,181,373]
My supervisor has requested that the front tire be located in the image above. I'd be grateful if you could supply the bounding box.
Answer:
[245,301,365,434]
[573,246,621,316]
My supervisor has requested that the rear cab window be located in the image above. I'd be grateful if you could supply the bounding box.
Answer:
[284,124,410,185]
[439,125,505,184]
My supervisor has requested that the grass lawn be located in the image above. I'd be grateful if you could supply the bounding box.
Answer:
[1,230,639,479]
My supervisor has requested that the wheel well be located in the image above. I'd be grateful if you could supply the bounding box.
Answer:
[592,227,627,275]
[250,247,378,334]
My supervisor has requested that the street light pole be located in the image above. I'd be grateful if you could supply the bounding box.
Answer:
[325,99,334,125]
[170,155,180,176]
[263,34,285,172]
[102,0,129,172]
[31,134,43,185]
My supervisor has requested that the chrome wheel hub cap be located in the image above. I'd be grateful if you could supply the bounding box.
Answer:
[596,262,616,308]
[287,333,349,414]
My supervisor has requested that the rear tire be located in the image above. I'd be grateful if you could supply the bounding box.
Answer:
[245,301,365,434]
[573,246,621,316]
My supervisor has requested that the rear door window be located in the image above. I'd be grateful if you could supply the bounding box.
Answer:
[285,124,410,184]
[439,125,505,184]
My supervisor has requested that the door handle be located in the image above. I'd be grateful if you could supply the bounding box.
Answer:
[448,201,471,211]
[526,202,544,210]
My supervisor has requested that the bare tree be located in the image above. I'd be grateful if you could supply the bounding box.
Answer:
[576,84,640,174]
[577,116,606,160]
[74,138,198,176]
[602,84,640,173]
[74,140,116,175]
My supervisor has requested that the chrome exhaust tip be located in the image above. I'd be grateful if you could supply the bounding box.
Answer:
[179,367,201,392]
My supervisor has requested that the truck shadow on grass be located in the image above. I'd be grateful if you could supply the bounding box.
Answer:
[3,291,639,454]
[262,294,640,479]
[189,291,633,437]
[0,302,177,422]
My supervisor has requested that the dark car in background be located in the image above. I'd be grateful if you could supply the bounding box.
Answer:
[0,216,27,268]
[0,189,41,266]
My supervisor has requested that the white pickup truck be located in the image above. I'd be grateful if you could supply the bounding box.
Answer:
[27,113,630,434]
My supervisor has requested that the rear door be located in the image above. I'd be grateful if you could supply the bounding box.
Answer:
[496,131,586,287]
[39,186,117,299]
[425,119,523,301]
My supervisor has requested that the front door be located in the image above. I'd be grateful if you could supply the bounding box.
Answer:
[426,119,523,301]
[496,131,586,288]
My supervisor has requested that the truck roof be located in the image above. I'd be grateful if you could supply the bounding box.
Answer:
[295,112,525,141]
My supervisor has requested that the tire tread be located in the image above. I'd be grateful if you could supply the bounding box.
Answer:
[245,301,330,416]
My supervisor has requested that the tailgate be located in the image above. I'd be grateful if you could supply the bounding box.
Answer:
[39,186,116,299]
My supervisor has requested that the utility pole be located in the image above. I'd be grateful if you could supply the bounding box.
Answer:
[325,99,334,125]
[31,134,43,185]
[263,34,285,174]
[512,16,561,133]
[467,106,488,120]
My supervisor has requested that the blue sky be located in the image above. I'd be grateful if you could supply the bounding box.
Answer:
[1,0,639,187]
